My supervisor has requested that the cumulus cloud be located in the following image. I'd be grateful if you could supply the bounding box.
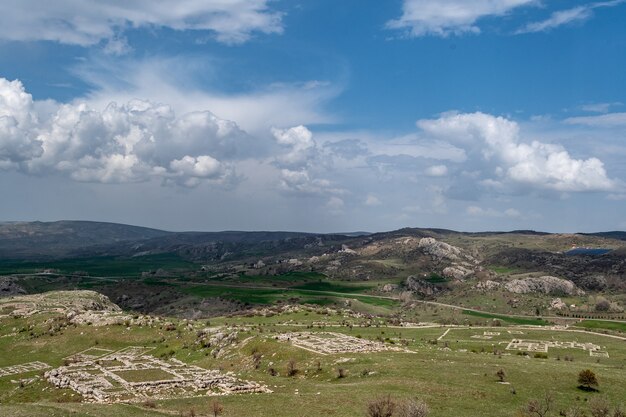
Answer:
[272,125,345,198]
[0,77,244,187]
[417,112,615,192]
[271,125,317,168]
[387,0,535,37]
[0,0,283,46]
[77,56,338,134]
[517,0,625,34]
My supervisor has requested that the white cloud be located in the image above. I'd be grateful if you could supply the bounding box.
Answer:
[0,77,242,187]
[0,0,283,46]
[365,194,382,206]
[579,102,621,113]
[271,125,317,168]
[425,164,448,177]
[467,205,521,218]
[272,126,345,198]
[326,196,345,211]
[565,112,626,128]
[387,0,535,37]
[77,56,337,134]
[517,0,625,34]
[417,112,615,192]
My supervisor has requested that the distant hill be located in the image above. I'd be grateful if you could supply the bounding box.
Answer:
[0,221,170,259]
[0,220,624,261]
[582,231,626,241]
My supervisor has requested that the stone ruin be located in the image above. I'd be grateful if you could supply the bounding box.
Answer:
[0,361,50,378]
[276,332,409,355]
[45,346,271,403]
[505,339,608,357]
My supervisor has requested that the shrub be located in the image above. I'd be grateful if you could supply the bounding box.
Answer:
[398,399,429,417]
[211,400,224,417]
[578,369,599,391]
[286,359,298,377]
[496,369,506,382]
[366,395,396,417]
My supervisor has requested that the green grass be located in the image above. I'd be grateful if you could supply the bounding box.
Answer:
[292,281,372,293]
[575,320,626,333]
[462,310,549,326]
[424,273,447,283]
[184,283,398,311]
[1,304,626,417]
[488,265,520,274]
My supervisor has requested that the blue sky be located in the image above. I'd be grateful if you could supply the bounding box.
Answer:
[1,0,626,232]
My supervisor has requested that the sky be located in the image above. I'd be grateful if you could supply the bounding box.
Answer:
[1,0,626,233]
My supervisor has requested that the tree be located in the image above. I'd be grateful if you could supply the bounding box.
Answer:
[525,393,553,417]
[366,395,396,417]
[578,369,599,391]
[211,400,224,417]
[398,399,429,417]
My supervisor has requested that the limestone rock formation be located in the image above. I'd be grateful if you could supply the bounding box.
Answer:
[405,276,440,297]
[504,276,584,296]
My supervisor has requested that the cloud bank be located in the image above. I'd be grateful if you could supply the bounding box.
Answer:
[0,77,246,187]
[417,112,615,192]
[0,0,283,46]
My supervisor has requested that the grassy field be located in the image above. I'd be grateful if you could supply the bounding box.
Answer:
[574,320,626,333]
[462,310,549,326]
[184,283,398,311]
[1,301,625,417]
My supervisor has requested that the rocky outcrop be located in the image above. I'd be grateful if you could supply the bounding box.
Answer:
[475,280,501,291]
[405,276,440,297]
[0,277,26,297]
[418,238,467,262]
[417,238,478,280]
[381,283,399,292]
[442,265,473,280]
[504,276,583,296]
[550,298,567,310]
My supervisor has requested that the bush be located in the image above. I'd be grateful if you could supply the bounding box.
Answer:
[578,369,599,391]
[366,395,396,417]
[286,359,298,377]
[398,399,429,417]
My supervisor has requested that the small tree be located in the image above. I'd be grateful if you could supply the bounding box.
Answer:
[578,369,599,391]
[496,368,506,382]
[211,400,224,417]
[524,393,553,417]
[366,395,396,417]
[286,359,298,377]
[398,399,429,417]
